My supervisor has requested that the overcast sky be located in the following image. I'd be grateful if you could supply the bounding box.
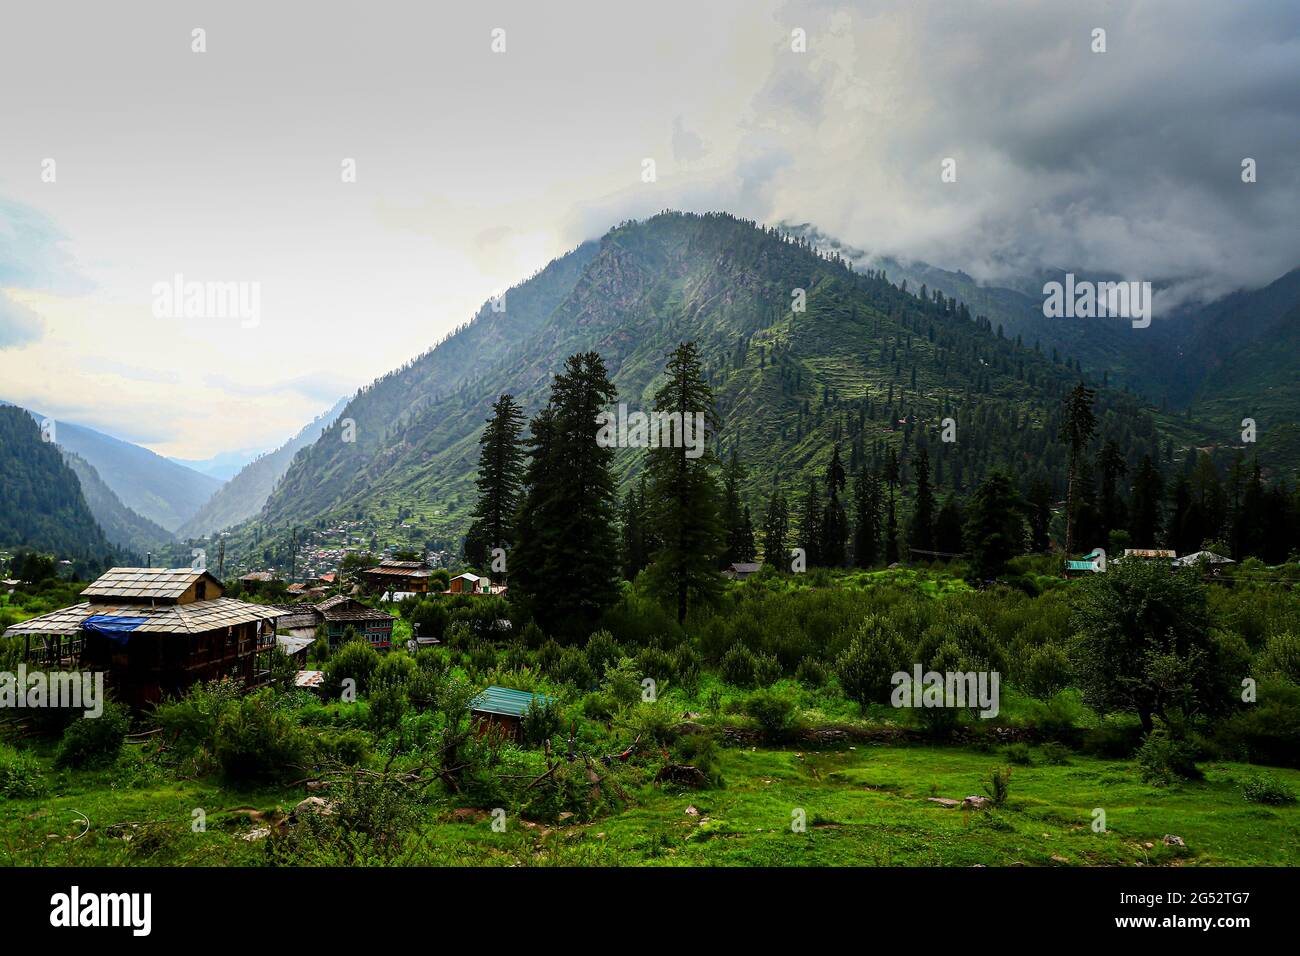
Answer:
[1,0,1296,459]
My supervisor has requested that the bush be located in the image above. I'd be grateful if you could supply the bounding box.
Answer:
[585,629,623,676]
[744,689,799,743]
[753,652,782,687]
[153,679,244,753]
[555,647,594,690]
[325,640,380,698]
[1214,680,1300,768]
[1241,772,1297,805]
[55,700,129,769]
[213,690,307,784]
[984,767,1012,806]
[1021,643,1071,699]
[719,644,758,688]
[795,657,828,687]
[521,696,562,748]
[835,616,911,711]
[0,744,46,798]
[1137,730,1203,787]
[1004,742,1033,765]
[1040,742,1073,765]
[673,731,723,787]
[1256,632,1300,684]
[312,728,371,765]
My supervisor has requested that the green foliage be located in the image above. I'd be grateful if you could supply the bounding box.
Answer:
[55,701,129,769]
[1240,772,1296,805]
[984,766,1012,806]
[521,696,562,747]
[719,643,759,688]
[744,689,800,743]
[835,616,911,710]
[1137,729,1203,787]
[213,690,307,784]
[1021,643,1072,699]
[325,639,381,697]
[0,744,47,798]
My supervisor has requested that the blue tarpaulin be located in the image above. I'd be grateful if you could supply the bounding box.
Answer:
[82,614,148,644]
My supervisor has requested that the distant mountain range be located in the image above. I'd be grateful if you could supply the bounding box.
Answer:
[59,449,175,558]
[176,397,348,539]
[167,449,264,482]
[206,211,1299,572]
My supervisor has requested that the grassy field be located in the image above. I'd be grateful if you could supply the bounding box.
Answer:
[5,739,1297,867]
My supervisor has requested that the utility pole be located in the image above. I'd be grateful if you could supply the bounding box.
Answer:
[217,537,226,579]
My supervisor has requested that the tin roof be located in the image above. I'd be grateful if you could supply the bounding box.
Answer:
[81,567,223,602]
[276,634,316,655]
[3,598,284,637]
[469,685,555,718]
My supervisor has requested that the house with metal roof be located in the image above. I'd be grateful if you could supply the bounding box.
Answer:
[3,567,285,709]
[312,595,395,650]
[469,685,556,742]
[360,559,436,594]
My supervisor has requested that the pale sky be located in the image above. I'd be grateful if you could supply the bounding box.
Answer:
[1,0,1296,459]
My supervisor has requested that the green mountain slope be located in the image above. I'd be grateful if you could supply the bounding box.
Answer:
[0,405,114,563]
[177,397,348,538]
[215,212,1225,569]
[61,449,175,558]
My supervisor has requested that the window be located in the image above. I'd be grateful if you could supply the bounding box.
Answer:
[196,580,207,600]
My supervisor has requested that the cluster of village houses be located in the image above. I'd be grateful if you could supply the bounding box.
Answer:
[3,558,505,712]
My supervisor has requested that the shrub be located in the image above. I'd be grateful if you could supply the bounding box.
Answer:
[0,744,46,798]
[753,652,782,687]
[1004,742,1033,766]
[1256,632,1300,684]
[312,728,371,765]
[1214,680,1300,768]
[984,767,1012,806]
[1021,643,1071,699]
[835,616,911,711]
[636,646,675,688]
[213,690,307,784]
[1241,772,1297,805]
[521,696,562,748]
[153,679,244,753]
[673,731,722,787]
[744,689,799,743]
[1040,742,1073,765]
[795,657,828,687]
[585,629,623,676]
[555,647,594,690]
[719,644,758,688]
[325,640,380,697]
[1137,730,1203,787]
[55,701,129,769]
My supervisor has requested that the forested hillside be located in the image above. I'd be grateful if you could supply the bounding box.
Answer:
[0,406,113,564]
[212,212,1287,570]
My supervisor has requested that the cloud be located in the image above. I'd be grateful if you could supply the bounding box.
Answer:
[0,290,45,348]
[0,199,89,295]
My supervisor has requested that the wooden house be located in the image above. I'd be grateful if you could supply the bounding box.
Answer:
[723,562,762,581]
[3,568,285,710]
[360,559,435,595]
[314,595,395,650]
[469,686,555,743]
[447,572,491,594]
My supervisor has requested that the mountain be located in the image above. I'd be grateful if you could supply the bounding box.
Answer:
[60,449,176,557]
[0,405,113,564]
[176,397,348,539]
[168,450,263,482]
[216,212,1229,569]
[36,416,223,532]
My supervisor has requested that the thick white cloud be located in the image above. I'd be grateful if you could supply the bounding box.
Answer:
[0,0,1295,455]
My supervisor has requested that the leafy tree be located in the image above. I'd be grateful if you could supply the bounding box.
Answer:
[643,342,725,623]
[1071,559,1242,735]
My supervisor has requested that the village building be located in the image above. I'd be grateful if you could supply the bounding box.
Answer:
[2,568,284,710]
[447,572,492,595]
[237,571,279,593]
[360,559,435,595]
[723,562,762,581]
[469,685,555,742]
[314,594,395,650]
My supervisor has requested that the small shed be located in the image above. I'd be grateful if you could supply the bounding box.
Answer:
[447,572,490,595]
[469,685,555,742]
[723,562,762,580]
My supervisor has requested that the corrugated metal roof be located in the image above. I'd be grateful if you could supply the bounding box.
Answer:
[469,685,555,718]
[276,634,316,655]
[81,567,221,602]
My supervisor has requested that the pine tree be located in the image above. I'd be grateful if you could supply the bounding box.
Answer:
[1059,383,1097,555]
[762,489,789,569]
[964,472,1025,580]
[884,447,900,564]
[465,393,525,573]
[1127,455,1164,548]
[721,448,751,566]
[909,446,936,555]
[644,342,725,623]
[820,444,849,566]
[933,494,965,555]
[852,469,883,567]
[1025,477,1053,552]
[510,353,621,637]
[1096,440,1128,545]
[799,476,823,567]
